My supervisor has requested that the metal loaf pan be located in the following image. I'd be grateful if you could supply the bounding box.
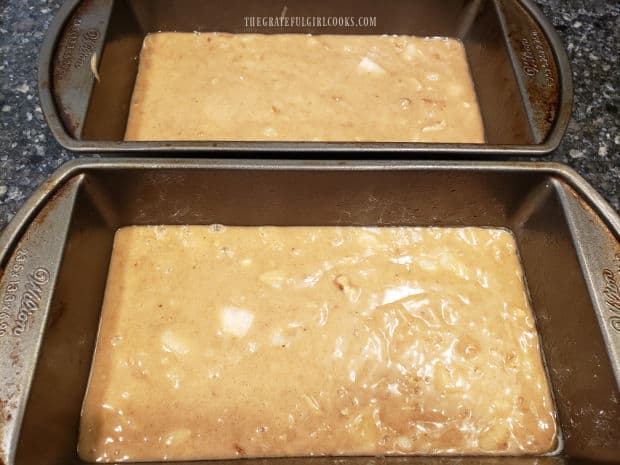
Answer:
[38,0,572,155]
[1,160,618,465]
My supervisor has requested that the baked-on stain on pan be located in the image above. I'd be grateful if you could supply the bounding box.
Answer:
[38,0,572,155]
[0,159,618,465]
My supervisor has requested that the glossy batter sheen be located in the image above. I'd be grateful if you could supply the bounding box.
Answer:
[124,33,485,142]
[79,226,556,462]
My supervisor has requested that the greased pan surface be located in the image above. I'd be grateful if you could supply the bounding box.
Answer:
[38,0,572,154]
[0,160,618,465]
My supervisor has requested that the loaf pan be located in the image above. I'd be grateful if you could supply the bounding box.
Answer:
[0,160,619,465]
[38,0,572,155]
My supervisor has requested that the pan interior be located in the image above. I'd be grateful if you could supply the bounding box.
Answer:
[78,0,533,145]
[14,168,620,464]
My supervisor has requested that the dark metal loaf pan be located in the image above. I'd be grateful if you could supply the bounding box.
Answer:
[1,160,618,465]
[38,0,572,155]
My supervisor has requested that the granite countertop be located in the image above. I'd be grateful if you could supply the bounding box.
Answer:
[0,0,618,231]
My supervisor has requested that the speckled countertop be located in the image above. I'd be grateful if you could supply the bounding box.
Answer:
[0,0,618,230]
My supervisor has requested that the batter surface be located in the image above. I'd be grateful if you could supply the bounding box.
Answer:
[124,33,485,142]
[79,226,556,462]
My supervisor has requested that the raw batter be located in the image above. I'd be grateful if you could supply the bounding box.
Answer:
[124,33,485,142]
[79,226,556,462]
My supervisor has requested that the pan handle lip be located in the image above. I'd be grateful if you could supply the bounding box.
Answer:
[516,0,574,152]
[0,177,83,465]
[495,0,574,151]
[552,179,620,389]
[37,0,83,151]
[0,165,82,266]
[38,0,572,154]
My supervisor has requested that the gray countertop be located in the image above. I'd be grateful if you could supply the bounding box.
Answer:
[0,0,618,230]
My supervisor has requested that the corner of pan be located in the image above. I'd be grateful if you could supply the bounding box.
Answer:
[0,159,86,263]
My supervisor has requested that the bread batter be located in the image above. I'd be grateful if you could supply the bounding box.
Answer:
[79,226,556,461]
[124,33,485,142]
